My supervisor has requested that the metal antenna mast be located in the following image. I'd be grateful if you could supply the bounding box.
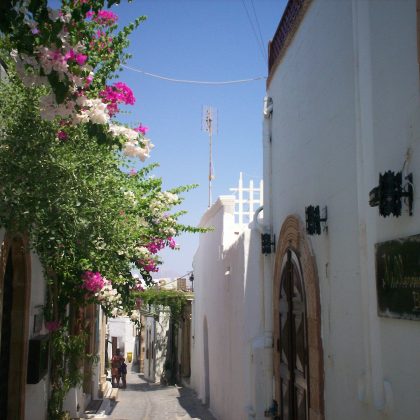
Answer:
[202,106,217,207]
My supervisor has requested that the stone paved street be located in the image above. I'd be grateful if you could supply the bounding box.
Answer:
[101,367,216,420]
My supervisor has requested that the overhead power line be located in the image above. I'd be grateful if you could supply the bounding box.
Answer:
[121,64,266,85]
[240,0,267,64]
[249,0,267,61]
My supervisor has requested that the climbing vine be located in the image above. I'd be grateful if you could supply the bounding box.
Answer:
[137,288,190,325]
[0,1,203,418]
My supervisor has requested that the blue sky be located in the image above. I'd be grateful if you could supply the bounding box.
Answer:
[112,0,287,277]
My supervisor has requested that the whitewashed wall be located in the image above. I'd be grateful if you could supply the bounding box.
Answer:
[154,309,170,382]
[191,196,266,419]
[364,2,420,420]
[143,310,171,383]
[25,251,49,420]
[266,1,420,419]
[107,317,136,360]
[143,315,155,381]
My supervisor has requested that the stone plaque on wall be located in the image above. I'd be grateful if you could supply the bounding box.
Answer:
[376,234,420,320]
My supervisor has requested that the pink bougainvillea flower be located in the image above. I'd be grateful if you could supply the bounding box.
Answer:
[85,74,94,87]
[57,130,68,141]
[136,258,159,273]
[86,10,118,25]
[113,82,135,104]
[45,320,61,332]
[129,169,137,176]
[75,53,88,65]
[99,82,136,116]
[81,271,105,293]
[167,237,177,249]
[106,101,119,116]
[95,10,118,26]
[134,282,144,292]
[134,123,148,135]
[144,261,158,272]
[146,239,166,254]
[64,49,75,61]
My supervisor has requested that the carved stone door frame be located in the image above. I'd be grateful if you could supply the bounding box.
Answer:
[273,216,324,420]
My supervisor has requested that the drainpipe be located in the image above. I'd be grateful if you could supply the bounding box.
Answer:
[261,95,273,346]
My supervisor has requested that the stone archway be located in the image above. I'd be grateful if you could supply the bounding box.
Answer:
[273,215,324,419]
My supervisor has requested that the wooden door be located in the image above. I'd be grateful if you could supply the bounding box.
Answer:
[0,238,31,420]
[0,252,13,416]
[277,250,309,420]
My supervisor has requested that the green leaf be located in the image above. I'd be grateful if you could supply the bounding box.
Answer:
[28,0,47,15]
[47,72,68,104]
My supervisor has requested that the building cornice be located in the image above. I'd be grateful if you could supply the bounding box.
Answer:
[267,0,313,89]
[198,195,235,228]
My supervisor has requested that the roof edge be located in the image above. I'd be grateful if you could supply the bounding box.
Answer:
[267,0,313,89]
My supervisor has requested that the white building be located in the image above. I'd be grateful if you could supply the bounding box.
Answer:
[264,0,420,419]
[142,278,193,386]
[191,176,265,419]
[192,2,420,419]
[143,308,171,383]
[107,316,137,362]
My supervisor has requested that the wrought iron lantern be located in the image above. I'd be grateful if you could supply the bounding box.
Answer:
[369,171,413,217]
[305,205,327,235]
[189,272,194,292]
[261,233,275,255]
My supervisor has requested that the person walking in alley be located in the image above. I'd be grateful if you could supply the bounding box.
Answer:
[119,358,128,389]
[111,348,124,388]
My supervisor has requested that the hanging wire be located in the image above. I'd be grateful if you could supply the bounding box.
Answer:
[240,0,267,64]
[121,64,266,85]
[249,0,267,61]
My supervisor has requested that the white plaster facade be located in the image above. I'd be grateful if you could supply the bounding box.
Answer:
[191,196,267,419]
[265,1,420,419]
[25,249,49,420]
[64,306,107,419]
[107,316,137,361]
[143,309,171,383]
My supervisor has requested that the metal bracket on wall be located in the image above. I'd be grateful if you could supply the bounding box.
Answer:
[305,205,328,235]
[261,233,276,255]
[369,171,413,217]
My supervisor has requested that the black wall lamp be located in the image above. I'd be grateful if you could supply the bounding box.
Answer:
[261,233,276,255]
[369,171,413,217]
[189,272,194,292]
[305,205,328,235]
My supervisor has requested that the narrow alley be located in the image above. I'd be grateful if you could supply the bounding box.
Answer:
[91,366,216,420]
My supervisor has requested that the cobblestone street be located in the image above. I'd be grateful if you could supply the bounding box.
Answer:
[98,367,216,420]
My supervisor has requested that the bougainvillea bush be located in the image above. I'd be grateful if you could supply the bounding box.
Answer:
[0,1,202,417]
[0,0,151,155]
[0,66,198,415]
[0,66,197,314]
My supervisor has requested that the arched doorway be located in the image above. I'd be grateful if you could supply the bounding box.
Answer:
[0,235,31,420]
[273,216,324,420]
[276,249,308,419]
